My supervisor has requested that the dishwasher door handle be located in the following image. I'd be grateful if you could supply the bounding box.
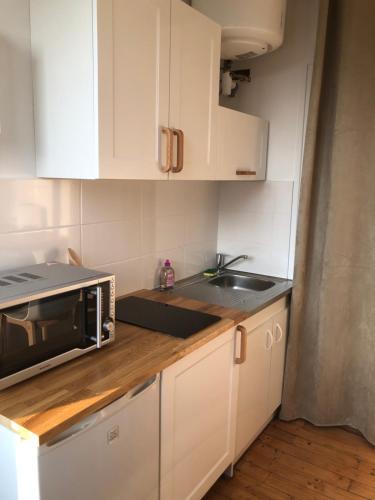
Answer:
[43,374,159,450]
[45,413,99,448]
[127,374,159,400]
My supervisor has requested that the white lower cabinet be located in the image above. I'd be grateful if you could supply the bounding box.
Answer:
[235,318,274,458]
[234,298,289,462]
[160,327,238,500]
[268,307,289,414]
[160,299,289,499]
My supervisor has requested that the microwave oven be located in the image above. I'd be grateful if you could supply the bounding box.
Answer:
[0,262,115,390]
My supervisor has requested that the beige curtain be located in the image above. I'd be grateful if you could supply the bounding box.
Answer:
[281,0,375,445]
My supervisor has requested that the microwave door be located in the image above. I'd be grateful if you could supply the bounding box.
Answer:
[3,313,37,347]
[86,286,102,348]
[86,285,114,348]
[0,290,90,380]
[3,293,81,345]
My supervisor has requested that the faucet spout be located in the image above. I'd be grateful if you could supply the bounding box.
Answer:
[217,254,249,271]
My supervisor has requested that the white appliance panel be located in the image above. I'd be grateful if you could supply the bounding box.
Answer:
[38,376,160,500]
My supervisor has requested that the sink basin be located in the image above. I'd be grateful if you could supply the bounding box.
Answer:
[208,274,275,292]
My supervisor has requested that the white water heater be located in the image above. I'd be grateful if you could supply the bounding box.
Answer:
[192,0,287,60]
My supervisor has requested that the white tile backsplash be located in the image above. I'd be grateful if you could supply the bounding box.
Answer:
[0,177,293,293]
[185,210,218,245]
[82,180,219,294]
[0,179,80,233]
[0,178,219,296]
[218,210,274,246]
[81,180,142,224]
[82,219,142,267]
[95,259,143,297]
[141,181,188,218]
[141,215,186,255]
[183,241,218,277]
[217,181,294,278]
[0,225,81,272]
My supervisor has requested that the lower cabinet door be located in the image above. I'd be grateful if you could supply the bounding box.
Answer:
[235,319,273,460]
[268,308,289,414]
[160,328,237,500]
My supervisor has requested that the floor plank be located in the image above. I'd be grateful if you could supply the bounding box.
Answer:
[206,419,375,500]
[263,424,361,469]
[249,442,351,490]
[274,420,375,466]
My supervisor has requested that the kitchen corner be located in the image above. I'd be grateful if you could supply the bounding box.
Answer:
[3,0,374,498]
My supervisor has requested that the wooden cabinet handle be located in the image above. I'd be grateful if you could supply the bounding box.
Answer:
[235,325,247,364]
[161,127,173,173]
[171,129,184,173]
[236,169,257,176]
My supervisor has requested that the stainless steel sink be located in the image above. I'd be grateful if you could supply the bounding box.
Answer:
[208,273,275,292]
[171,270,291,311]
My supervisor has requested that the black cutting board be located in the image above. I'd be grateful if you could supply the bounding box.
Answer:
[116,296,221,339]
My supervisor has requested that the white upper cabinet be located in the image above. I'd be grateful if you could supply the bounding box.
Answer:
[169,0,220,180]
[31,0,171,180]
[30,0,97,179]
[97,0,171,180]
[0,1,35,178]
[30,0,221,180]
[216,106,269,181]
[235,319,273,460]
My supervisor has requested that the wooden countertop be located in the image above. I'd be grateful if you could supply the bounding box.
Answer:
[0,289,251,445]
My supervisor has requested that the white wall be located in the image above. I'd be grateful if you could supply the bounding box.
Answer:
[0,179,219,296]
[218,0,319,278]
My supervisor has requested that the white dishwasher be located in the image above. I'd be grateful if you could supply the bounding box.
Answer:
[38,374,160,500]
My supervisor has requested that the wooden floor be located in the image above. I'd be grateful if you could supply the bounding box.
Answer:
[205,419,375,500]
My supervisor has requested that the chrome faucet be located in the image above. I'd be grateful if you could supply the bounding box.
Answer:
[216,253,249,271]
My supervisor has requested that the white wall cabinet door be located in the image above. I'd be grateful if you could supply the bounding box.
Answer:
[98,0,171,179]
[216,106,269,181]
[31,0,221,180]
[160,327,238,500]
[268,308,289,413]
[31,0,172,180]
[0,1,35,178]
[168,0,221,180]
[30,0,98,179]
[235,319,273,460]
